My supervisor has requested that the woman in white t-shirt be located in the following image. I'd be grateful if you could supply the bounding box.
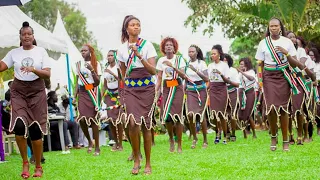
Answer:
[155,37,187,153]
[255,17,306,151]
[74,44,102,156]
[309,48,320,136]
[287,32,316,144]
[0,22,51,178]
[117,15,157,175]
[237,57,257,139]
[223,54,240,141]
[185,45,209,149]
[102,50,124,151]
[207,44,231,144]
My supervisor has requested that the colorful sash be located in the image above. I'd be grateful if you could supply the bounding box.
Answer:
[185,60,203,106]
[227,85,237,93]
[240,75,255,110]
[292,67,310,99]
[265,36,300,95]
[126,38,147,76]
[162,55,181,121]
[76,61,101,111]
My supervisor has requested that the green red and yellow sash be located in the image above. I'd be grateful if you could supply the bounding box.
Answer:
[265,36,300,95]
[162,55,181,121]
[126,38,147,76]
[76,61,101,111]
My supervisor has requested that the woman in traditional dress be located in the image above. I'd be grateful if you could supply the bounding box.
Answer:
[155,37,186,153]
[237,57,257,139]
[223,54,240,141]
[208,44,230,144]
[74,44,102,156]
[0,22,50,178]
[309,47,320,136]
[117,15,157,175]
[102,50,123,151]
[255,17,306,151]
[287,32,315,144]
[185,44,209,148]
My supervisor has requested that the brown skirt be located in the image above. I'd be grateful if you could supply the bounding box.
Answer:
[123,68,155,130]
[104,88,121,126]
[291,85,308,124]
[238,88,255,121]
[186,86,208,123]
[263,70,291,116]
[227,90,239,119]
[209,82,228,121]
[161,83,184,124]
[76,86,101,126]
[9,78,48,138]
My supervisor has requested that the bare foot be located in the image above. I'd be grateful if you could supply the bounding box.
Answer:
[177,146,182,154]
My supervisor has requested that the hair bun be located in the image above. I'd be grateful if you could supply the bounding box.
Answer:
[22,21,30,27]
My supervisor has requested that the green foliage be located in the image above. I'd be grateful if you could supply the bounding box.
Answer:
[183,0,320,46]
[0,67,14,81]
[229,36,259,67]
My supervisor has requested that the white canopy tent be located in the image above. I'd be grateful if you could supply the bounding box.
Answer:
[51,10,82,91]
[0,6,68,59]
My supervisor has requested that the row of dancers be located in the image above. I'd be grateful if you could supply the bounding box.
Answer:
[1,15,320,177]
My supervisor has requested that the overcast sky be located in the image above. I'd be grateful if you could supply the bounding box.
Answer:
[65,0,232,59]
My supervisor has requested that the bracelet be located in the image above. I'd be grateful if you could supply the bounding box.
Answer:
[32,67,36,73]
[285,53,290,57]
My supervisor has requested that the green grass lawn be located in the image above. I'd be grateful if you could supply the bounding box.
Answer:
[1,130,320,180]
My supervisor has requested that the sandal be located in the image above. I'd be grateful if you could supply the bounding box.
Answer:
[131,165,141,175]
[202,143,208,148]
[296,137,303,145]
[191,140,197,149]
[214,137,220,144]
[169,140,175,152]
[21,161,30,179]
[127,154,134,161]
[33,166,43,178]
[230,136,236,142]
[289,134,295,145]
[270,135,277,151]
[144,168,152,175]
[87,147,93,154]
[283,141,290,152]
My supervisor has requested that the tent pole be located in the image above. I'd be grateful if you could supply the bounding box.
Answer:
[0,104,5,162]
[66,54,74,121]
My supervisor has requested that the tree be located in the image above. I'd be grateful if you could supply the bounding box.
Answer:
[183,0,320,46]
[20,0,103,59]
[229,36,259,67]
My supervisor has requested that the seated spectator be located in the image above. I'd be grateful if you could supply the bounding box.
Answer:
[58,94,81,149]
[47,91,70,151]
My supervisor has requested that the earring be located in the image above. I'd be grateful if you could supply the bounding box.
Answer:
[279,30,282,35]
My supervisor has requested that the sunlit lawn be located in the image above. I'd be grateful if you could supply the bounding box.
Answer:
[1,130,320,180]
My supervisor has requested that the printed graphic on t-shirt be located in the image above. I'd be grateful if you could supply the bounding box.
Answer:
[165,67,174,79]
[210,69,219,80]
[107,76,116,83]
[21,57,34,67]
